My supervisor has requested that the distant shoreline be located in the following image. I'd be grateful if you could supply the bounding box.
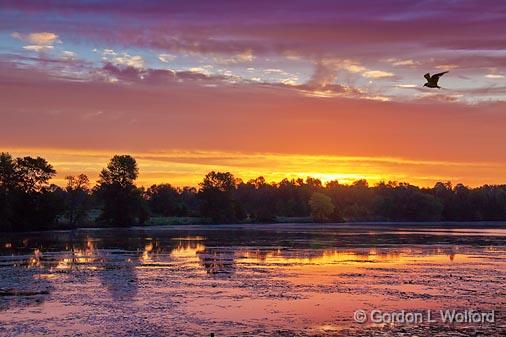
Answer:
[3,220,506,235]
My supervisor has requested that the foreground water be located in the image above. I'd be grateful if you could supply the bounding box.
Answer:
[1,223,505,336]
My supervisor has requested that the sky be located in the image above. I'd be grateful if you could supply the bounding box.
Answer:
[1,0,506,187]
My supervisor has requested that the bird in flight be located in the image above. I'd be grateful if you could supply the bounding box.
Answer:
[423,71,448,88]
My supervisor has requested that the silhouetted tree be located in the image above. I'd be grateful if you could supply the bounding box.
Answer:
[64,174,91,226]
[374,182,442,221]
[276,178,314,217]
[145,184,178,216]
[94,155,147,227]
[199,171,241,223]
[0,153,17,231]
[0,153,59,231]
[5,151,506,231]
[431,181,456,219]
[14,156,56,193]
[236,177,277,222]
[308,192,335,222]
[179,186,200,216]
[340,180,373,221]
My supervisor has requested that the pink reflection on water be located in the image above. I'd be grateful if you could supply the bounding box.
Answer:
[1,232,505,336]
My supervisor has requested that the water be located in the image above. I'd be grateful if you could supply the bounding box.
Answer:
[1,224,505,336]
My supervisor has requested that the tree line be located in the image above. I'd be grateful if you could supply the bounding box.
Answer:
[1,152,506,232]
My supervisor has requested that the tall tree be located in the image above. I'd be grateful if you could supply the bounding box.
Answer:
[98,155,138,187]
[199,171,240,223]
[95,155,146,227]
[0,153,58,231]
[14,156,56,193]
[0,153,17,231]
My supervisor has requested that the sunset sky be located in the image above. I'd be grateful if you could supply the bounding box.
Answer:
[1,1,506,187]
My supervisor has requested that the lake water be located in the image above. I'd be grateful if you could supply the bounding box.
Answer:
[1,224,505,336]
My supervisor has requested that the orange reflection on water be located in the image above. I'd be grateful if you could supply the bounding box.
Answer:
[240,247,463,267]
[171,241,206,259]
[54,239,99,270]
[170,240,207,272]
[141,242,155,263]
[135,239,206,269]
[28,249,42,267]
[237,247,467,286]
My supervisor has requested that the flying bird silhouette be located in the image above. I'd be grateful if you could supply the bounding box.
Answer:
[423,71,448,88]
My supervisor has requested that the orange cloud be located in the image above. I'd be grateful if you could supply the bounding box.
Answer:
[1,61,506,187]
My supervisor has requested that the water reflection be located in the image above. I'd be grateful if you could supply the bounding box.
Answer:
[1,238,468,275]
[171,241,206,259]
[28,248,42,267]
[54,239,100,271]
[98,254,138,302]
[1,225,504,311]
[237,247,461,266]
[1,225,505,337]
[0,236,473,276]
[140,242,154,264]
[197,248,236,275]
[0,248,52,311]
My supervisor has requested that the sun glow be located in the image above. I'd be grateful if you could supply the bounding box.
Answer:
[4,147,505,188]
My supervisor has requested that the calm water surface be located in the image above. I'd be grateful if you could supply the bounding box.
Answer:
[1,224,505,336]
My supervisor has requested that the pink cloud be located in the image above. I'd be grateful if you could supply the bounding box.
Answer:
[1,61,506,165]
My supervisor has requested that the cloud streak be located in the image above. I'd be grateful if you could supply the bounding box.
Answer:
[5,147,506,188]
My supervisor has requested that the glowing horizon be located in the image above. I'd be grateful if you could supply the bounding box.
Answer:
[3,147,506,188]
